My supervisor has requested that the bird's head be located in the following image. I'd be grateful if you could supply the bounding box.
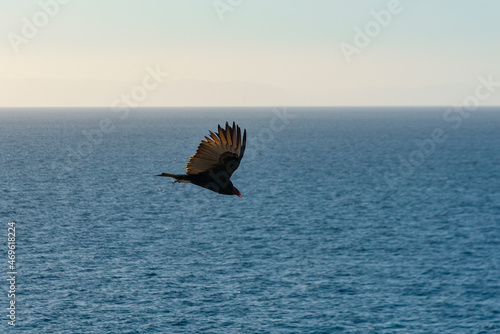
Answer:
[232,187,242,198]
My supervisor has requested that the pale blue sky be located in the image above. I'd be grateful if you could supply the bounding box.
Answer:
[1,0,500,106]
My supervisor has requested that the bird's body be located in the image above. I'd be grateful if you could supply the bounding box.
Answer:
[157,172,237,195]
[157,122,246,197]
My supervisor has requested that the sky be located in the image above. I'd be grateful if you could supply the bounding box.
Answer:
[1,0,500,107]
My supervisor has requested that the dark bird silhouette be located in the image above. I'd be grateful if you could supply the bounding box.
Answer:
[157,122,246,197]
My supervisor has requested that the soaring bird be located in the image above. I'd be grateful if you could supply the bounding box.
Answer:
[157,122,246,198]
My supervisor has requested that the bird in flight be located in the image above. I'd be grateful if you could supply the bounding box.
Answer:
[157,122,246,198]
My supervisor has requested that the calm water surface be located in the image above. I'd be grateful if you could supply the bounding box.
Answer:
[0,107,499,333]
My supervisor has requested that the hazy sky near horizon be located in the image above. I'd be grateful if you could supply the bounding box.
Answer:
[1,0,500,107]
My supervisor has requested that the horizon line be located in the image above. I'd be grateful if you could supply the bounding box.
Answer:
[1,105,499,109]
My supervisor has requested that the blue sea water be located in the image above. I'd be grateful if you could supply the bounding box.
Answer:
[0,107,499,333]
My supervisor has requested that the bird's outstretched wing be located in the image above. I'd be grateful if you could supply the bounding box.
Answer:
[185,122,246,176]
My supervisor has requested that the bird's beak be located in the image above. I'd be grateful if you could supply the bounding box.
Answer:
[233,187,242,198]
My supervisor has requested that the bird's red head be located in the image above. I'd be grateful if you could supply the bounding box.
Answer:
[232,187,242,198]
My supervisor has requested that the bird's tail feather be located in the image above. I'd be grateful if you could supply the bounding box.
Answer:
[156,173,190,183]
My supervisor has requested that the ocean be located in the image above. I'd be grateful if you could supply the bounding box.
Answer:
[1,107,499,333]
